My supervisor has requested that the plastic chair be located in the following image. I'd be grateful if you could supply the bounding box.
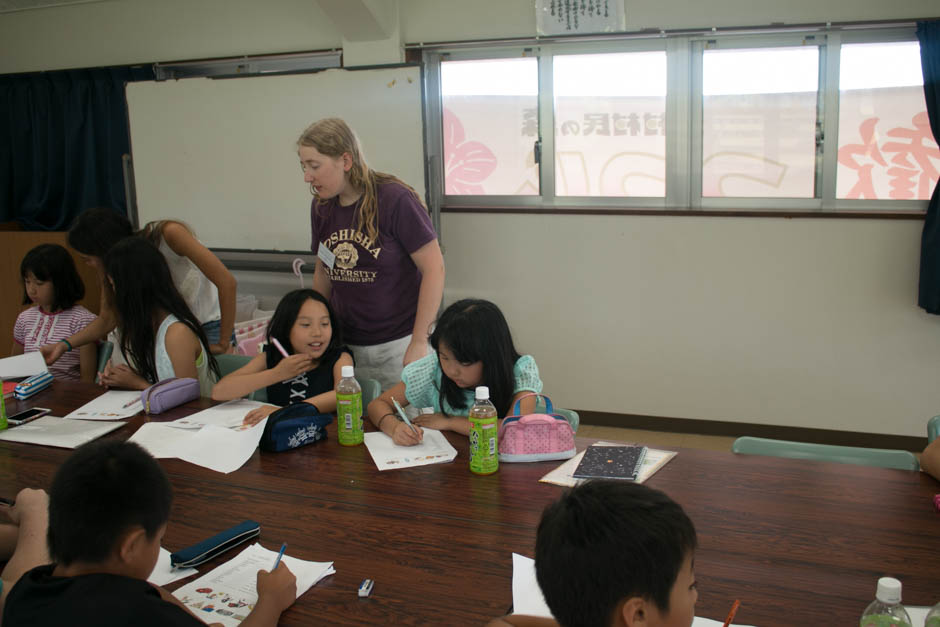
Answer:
[213,353,267,402]
[731,436,920,471]
[534,397,580,432]
[928,416,940,444]
[357,377,381,408]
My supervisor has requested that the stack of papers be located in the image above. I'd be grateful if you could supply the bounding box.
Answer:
[128,400,269,474]
[540,441,676,487]
[173,543,334,626]
[64,390,143,420]
[0,416,122,448]
[510,553,756,627]
[363,428,458,470]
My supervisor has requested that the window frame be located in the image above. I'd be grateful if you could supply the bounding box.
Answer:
[424,26,930,216]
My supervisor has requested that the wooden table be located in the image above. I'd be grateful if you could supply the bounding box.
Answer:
[2,382,939,626]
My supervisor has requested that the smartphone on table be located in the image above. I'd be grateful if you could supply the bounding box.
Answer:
[6,407,51,426]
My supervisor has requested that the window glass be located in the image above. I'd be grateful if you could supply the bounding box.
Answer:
[702,46,819,198]
[837,41,937,200]
[553,51,667,197]
[441,58,539,195]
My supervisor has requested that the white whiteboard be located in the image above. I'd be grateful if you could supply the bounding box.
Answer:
[126,67,425,251]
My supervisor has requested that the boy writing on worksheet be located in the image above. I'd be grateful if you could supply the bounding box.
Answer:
[2,440,296,626]
[489,481,699,627]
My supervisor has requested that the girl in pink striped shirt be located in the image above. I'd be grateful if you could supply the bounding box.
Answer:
[12,244,97,382]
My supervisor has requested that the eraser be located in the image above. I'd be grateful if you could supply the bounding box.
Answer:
[358,578,374,598]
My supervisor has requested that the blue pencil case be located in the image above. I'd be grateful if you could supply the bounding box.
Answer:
[14,371,54,400]
[170,520,260,568]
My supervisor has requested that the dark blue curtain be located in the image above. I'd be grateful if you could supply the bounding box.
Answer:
[0,65,153,230]
[918,20,940,313]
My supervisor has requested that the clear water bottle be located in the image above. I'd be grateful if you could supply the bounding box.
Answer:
[0,377,7,430]
[468,386,498,475]
[335,365,362,446]
[925,601,940,627]
[859,577,912,627]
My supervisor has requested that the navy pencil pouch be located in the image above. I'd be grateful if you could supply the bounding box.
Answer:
[169,520,260,568]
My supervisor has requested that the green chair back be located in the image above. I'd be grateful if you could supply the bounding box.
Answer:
[731,436,919,471]
[357,377,381,408]
[929,416,940,444]
[213,353,267,402]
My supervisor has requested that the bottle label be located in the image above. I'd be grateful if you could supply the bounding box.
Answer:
[469,417,498,475]
[336,392,362,446]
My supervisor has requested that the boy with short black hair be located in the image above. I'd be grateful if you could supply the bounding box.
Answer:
[490,481,699,627]
[2,440,296,626]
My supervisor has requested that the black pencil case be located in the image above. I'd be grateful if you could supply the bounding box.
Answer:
[170,520,261,568]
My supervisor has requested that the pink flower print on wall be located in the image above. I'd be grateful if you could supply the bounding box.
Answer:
[443,108,498,194]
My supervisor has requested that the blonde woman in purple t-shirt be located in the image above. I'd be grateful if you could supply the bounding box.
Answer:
[299,118,445,390]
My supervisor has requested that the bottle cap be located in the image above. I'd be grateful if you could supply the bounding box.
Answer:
[341,365,355,378]
[875,577,902,604]
[475,386,489,400]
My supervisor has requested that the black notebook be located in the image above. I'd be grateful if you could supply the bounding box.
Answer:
[572,445,648,481]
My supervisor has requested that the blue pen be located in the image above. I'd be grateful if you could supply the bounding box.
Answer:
[272,542,287,570]
[391,397,418,435]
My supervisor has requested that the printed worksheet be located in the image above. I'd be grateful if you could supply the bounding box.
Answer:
[129,419,267,473]
[148,548,197,586]
[167,399,270,430]
[0,416,122,448]
[363,428,458,470]
[173,543,334,626]
[63,390,142,420]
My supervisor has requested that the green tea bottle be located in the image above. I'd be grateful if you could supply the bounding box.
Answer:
[925,601,940,627]
[859,577,912,627]
[336,365,363,446]
[468,386,498,475]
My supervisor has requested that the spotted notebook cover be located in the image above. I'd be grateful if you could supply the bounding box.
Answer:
[572,445,648,481]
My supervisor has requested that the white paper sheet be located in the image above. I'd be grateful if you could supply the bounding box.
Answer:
[148,547,198,586]
[0,416,122,448]
[175,421,267,474]
[0,351,47,380]
[63,390,143,420]
[512,553,552,617]
[167,399,269,430]
[363,428,458,470]
[128,422,202,459]
[906,606,929,624]
[540,441,676,487]
[173,543,334,626]
[510,554,756,627]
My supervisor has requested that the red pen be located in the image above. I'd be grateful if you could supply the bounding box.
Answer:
[722,599,741,627]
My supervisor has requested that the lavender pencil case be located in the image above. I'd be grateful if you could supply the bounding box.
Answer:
[141,377,200,414]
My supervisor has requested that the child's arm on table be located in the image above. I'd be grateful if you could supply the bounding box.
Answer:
[367,382,424,446]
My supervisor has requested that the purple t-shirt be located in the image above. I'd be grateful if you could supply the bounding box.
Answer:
[310,181,437,345]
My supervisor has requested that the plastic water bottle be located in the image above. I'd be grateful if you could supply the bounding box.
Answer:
[925,601,940,627]
[0,378,7,430]
[335,365,362,446]
[468,386,498,475]
[859,577,912,627]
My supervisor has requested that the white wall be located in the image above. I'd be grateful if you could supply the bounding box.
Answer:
[3,0,939,436]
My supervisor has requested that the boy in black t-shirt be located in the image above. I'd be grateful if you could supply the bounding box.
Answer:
[488,481,699,627]
[2,440,296,627]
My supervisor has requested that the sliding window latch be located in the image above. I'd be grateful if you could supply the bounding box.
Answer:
[534,137,542,164]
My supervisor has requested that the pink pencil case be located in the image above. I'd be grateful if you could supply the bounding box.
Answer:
[141,377,200,414]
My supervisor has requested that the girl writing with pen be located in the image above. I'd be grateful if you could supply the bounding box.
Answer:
[367,299,542,446]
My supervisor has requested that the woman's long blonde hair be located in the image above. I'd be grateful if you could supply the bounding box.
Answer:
[297,118,424,243]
